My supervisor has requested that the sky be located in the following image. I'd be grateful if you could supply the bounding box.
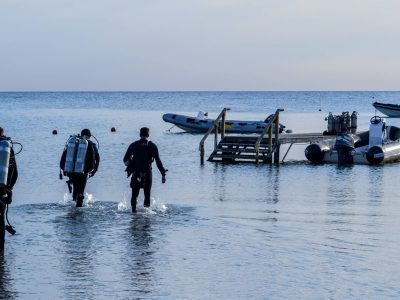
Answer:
[1,0,400,91]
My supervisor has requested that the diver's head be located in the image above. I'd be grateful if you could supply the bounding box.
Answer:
[81,128,92,139]
[140,127,150,139]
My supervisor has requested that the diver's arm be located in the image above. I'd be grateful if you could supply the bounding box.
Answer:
[152,143,166,176]
[93,144,100,172]
[60,148,67,170]
[123,143,135,166]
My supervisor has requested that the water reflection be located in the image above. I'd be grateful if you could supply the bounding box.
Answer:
[55,208,97,299]
[327,165,356,205]
[124,215,155,295]
[264,165,280,204]
[212,163,228,202]
[0,257,17,299]
[367,166,384,202]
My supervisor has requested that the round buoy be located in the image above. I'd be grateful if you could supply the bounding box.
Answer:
[111,127,116,132]
[52,129,58,135]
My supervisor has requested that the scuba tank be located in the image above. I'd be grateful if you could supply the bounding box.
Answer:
[334,115,341,134]
[350,111,358,134]
[63,135,89,174]
[0,137,11,187]
[339,112,348,133]
[344,112,351,132]
[327,112,334,134]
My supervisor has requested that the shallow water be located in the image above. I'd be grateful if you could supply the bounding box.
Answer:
[0,92,400,299]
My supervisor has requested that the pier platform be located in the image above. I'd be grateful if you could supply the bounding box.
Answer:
[208,133,335,163]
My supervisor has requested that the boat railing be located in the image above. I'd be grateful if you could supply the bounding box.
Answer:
[199,107,230,164]
[255,108,284,164]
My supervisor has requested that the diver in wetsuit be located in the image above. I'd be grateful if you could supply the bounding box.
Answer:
[0,127,18,254]
[123,127,166,213]
[60,129,100,207]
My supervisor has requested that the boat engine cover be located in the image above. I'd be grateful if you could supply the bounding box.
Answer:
[335,133,355,164]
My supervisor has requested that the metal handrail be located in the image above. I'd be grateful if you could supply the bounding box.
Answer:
[255,108,284,163]
[199,107,230,163]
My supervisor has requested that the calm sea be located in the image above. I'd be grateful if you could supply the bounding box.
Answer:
[0,91,399,299]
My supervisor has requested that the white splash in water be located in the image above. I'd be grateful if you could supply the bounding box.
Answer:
[59,192,72,205]
[139,197,168,214]
[152,198,168,213]
[84,193,96,206]
[117,191,129,211]
[117,192,168,213]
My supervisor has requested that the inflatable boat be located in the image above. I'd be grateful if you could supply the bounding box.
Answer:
[305,116,400,165]
[373,102,400,117]
[162,112,286,134]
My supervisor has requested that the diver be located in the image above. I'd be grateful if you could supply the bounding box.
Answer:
[0,128,18,254]
[60,129,100,207]
[123,127,167,213]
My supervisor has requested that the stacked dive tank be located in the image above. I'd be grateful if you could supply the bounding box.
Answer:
[325,111,358,135]
[306,113,400,165]
[0,137,11,187]
[64,135,88,174]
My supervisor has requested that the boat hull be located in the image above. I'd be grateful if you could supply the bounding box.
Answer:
[306,141,400,165]
[163,113,285,134]
[373,102,400,117]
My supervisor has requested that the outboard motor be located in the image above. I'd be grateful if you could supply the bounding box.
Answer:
[350,111,358,134]
[0,137,11,187]
[64,135,89,174]
[335,133,355,164]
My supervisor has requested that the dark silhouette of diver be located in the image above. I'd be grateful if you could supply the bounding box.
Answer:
[124,127,166,213]
[60,129,100,207]
[0,128,18,254]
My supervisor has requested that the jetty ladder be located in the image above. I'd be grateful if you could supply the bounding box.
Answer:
[199,108,284,164]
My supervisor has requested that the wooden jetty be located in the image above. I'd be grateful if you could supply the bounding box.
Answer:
[199,108,334,164]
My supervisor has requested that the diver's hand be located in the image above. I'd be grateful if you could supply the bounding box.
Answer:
[162,175,166,184]
[88,171,96,178]
[1,189,12,204]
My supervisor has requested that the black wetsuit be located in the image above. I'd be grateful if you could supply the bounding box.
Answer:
[60,140,100,207]
[0,146,18,253]
[123,138,166,212]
